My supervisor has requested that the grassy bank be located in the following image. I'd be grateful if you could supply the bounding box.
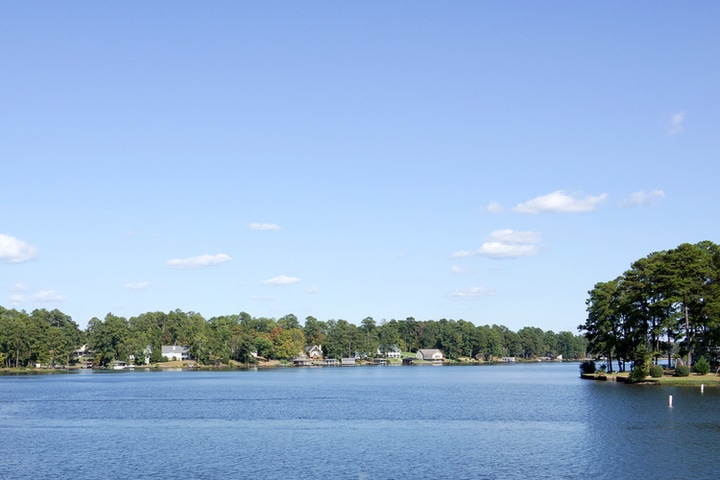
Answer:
[582,371,720,386]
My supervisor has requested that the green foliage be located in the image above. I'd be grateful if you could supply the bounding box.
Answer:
[693,356,710,375]
[0,304,591,368]
[580,360,596,375]
[580,241,720,373]
[0,307,84,368]
[674,365,691,377]
[629,364,649,383]
[649,365,664,378]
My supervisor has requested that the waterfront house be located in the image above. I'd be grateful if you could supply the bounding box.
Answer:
[142,346,152,364]
[377,344,402,359]
[128,346,152,365]
[304,345,324,359]
[293,357,314,366]
[110,360,128,370]
[416,349,444,363]
[161,345,190,361]
[341,357,357,366]
[74,344,91,358]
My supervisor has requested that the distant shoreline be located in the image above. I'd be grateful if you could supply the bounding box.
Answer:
[1,358,577,375]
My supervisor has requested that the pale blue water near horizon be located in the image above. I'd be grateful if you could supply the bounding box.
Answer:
[1,363,718,480]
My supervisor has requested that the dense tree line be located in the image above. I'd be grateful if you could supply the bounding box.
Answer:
[579,241,720,373]
[0,305,586,367]
[0,308,82,368]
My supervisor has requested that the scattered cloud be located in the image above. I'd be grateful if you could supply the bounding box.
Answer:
[9,285,66,304]
[453,229,542,259]
[124,281,150,290]
[512,190,607,214]
[451,265,472,274]
[475,242,540,258]
[165,253,232,269]
[486,202,503,214]
[249,223,282,231]
[10,294,25,303]
[0,234,38,263]
[620,190,666,207]
[486,229,541,245]
[667,111,685,136]
[305,285,319,294]
[263,275,301,286]
[450,286,497,299]
[34,290,65,302]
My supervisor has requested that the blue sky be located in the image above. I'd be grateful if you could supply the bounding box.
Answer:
[2,2,719,332]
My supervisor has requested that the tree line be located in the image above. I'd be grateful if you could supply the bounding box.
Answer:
[579,241,720,373]
[0,306,586,367]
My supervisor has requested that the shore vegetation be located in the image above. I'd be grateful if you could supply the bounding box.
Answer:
[0,307,586,370]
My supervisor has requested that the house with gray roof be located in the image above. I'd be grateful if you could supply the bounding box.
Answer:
[304,345,324,359]
[416,349,444,363]
[161,345,190,361]
[377,344,402,359]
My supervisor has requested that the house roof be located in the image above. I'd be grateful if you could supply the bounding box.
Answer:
[161,345,189,354]
[417,349,444,359]
[377,344,401,352]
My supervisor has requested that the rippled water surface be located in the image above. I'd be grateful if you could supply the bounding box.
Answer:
[1,363,718,479]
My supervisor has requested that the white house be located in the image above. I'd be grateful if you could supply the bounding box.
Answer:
[416,349,444,363]
[161,345,190,361]
[378,344,402,359]
[304,345,324,359]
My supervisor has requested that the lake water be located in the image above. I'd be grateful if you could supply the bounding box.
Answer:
[1,363,718,479]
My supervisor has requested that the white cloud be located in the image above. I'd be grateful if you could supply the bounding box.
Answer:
[249,223,282,231]
[668,111,685,136]
[305,285,319,294]
[10,294,25,303]
[0,234,38,263]
[450,286,497,299]
[34,290,65,302]
[486,202,503,214]
[512,190,607,214]
[124,281,150,290]
[451,265,470,273]
[620,190,666,207]
[453,229,542,259]
[486,228,541,245]
[12,283,29,292]
[165,253,232,269]
[263,275,301,286]
[476,242,540,258]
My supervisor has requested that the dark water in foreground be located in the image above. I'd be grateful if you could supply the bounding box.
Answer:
[1,363,718,479]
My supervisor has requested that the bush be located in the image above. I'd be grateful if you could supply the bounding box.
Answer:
[649,364,664,378]
[629,365,648,383]
[674,365,690,377]
[580,360,596,375]
[693,356,710,375]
